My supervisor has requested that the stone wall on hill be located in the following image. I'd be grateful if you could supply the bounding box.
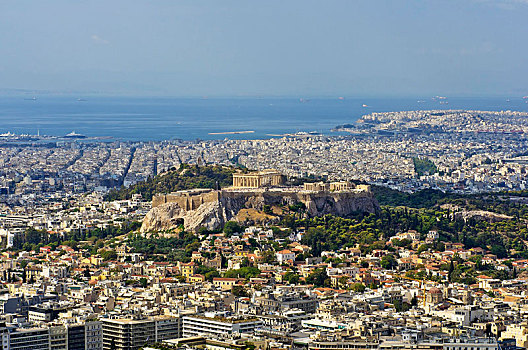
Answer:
[141,187,379,233]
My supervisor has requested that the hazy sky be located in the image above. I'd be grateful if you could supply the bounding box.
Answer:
[1,0,527,97]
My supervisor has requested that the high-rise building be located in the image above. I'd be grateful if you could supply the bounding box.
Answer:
[101,316,181,350]
[67,324,86,350]
[85,321,103,350]
[182,314,262,338]
[8,327,50,350]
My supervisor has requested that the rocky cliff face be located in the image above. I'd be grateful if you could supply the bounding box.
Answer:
[453,210,512,223]
[141,201,224,233]
[140,189,379,233]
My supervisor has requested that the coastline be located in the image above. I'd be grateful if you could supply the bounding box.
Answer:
[208,130,255,135]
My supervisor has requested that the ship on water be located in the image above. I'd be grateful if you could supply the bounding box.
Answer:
[64,131,86,139]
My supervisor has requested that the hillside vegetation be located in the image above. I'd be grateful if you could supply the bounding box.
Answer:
[372,186,455,208]
[102,165,528,260]
[105,164,237,201]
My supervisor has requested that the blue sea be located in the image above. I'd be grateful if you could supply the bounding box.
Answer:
[1,96,527,141]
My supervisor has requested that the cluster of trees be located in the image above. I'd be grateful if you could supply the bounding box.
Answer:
[393,298,414,312]
[99,250,117,261]
[372,186,454,208]
[305,268,330,287]
[10,221,141,253]
[105,164,236,201]
[223,221,244,236]
[128,232,200,262]
[403,252,519,284]
[195,265,221,281]
[224,267,261,279]
[412,157,439,177]
[296,204,528,259]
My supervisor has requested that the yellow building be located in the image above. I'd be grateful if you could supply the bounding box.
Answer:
[90,270,108,282]
[179,262,197,278]
[213,277,239,290]
[81,256,103,267]
[26,266,42,281]
[187,274,206,283]
[191,251,204,263]
[501,322,528,348]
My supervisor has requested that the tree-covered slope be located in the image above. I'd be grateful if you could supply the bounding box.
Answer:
[105,164,237,201]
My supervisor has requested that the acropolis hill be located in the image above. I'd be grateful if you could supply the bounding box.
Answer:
[141,170,379,232]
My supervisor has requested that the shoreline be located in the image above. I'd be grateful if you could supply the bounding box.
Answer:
[208,130,255,135]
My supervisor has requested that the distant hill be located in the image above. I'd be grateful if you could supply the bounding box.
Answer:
[105,164,237,201]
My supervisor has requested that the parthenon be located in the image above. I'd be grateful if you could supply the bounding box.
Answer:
[232,169,283,188]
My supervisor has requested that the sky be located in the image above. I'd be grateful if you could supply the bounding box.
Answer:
[0,0,527,97]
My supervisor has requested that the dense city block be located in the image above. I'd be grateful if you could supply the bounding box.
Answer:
[0,110,527,350]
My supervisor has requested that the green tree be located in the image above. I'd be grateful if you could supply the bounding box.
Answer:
[381,254,397,269]
[241,257,251,267]
[448,259,455,282]
[263,205,273,215]
[283,272,300,284]
[224,267,261,279]
[338,276,349,289]
[306,268,329,287]
[417,244,430,254]
[393,238,412,248]
[434,241,445,252]
[393,299,411,312]
[351,282,366,293]
[101,250,117,261]
[491,245,507,259]
[232,285,249,297]
[224,221,243,235]
[205,270,220,282]
[261,250,276,264]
